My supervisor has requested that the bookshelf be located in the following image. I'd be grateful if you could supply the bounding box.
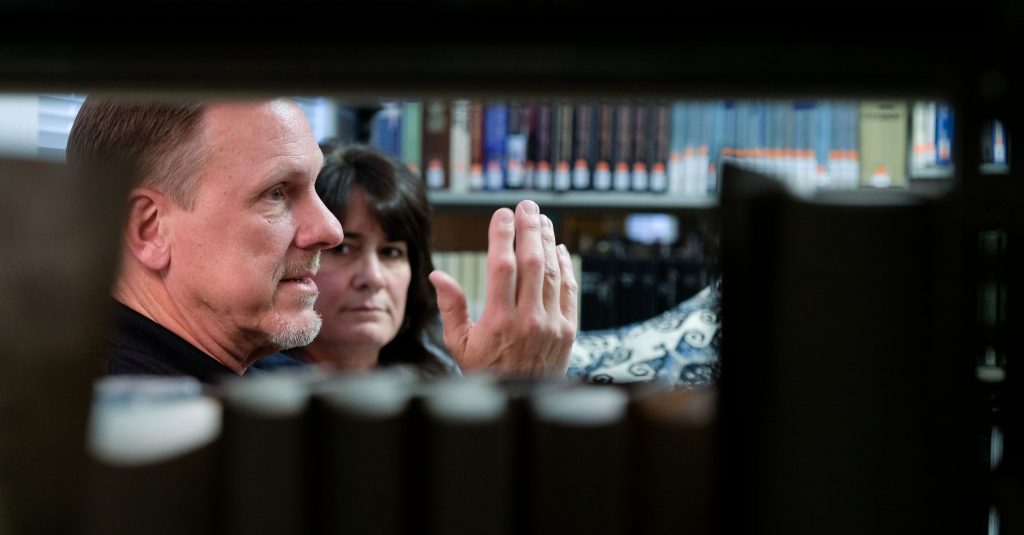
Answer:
[1,0,1020,533]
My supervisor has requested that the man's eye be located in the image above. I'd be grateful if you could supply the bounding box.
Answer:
[267,185,287,200]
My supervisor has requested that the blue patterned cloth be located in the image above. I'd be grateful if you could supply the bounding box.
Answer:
[567,277,721,388]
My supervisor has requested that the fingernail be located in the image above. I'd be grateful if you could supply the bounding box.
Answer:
[522,200,539,214]
[498,208,513,224]
[542,214,552,228]
[557,243,569,256]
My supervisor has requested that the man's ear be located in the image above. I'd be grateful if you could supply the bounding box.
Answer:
[123,187,172,271]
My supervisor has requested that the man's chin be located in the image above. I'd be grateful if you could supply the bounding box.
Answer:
[267,309,322,350]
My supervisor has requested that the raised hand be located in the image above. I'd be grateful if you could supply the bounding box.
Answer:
[429,200,578,376]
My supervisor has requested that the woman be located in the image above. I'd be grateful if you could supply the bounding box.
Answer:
[289,142,457,375]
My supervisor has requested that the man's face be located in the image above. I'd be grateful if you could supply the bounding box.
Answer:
[164,100,343,364]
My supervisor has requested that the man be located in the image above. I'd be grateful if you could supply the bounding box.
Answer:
[68,96,577,382]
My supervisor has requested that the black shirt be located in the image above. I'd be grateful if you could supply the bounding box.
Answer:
[104,300,285,384]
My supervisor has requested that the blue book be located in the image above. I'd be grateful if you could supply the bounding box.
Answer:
[934,103,953,167]
[370,102,402,160]
[483,103,508,191]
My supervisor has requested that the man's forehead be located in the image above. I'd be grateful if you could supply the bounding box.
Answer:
[197,98,322,185]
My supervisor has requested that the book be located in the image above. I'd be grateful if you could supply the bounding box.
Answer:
[420,376,513,535]
[612,102,634,192]
[468,99,486,191]
[505,101,529,189]
[717,162,971,533]
[628,386,717,535]
[527,384,630,535]
[87,376,222,535]
[552,100,574,192]
[530,101,554,191]
[483,101,508,191]
[579,253,619,331]
[650,101,671,193]
[421,99,450,190]
[593,101,615,191]
[400,101,422,175]
[370,101,402,160]
[572,101,596,190]
[311,369,419,535]
[1,157,129,535]
[858,100,908,188]
[218,370,322,535]
[631,103,651,192]
[448,99,471,193]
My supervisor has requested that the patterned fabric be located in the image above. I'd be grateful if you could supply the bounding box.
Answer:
[567,277,721,388]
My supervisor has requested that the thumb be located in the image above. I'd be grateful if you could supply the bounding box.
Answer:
[429,270,472,354]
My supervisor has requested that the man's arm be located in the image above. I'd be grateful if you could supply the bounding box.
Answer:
[429,199,578,376]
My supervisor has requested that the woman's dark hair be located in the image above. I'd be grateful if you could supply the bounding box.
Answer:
[314,142,446,374]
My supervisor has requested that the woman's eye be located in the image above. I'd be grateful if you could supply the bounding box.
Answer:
[328,243,351,255]
[382,246,406,259]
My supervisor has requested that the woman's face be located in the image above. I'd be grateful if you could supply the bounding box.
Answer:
[310,187,412,357]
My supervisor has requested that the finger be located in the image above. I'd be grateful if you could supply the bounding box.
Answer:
[514,199,545,311]
[429,270,472,354]
[539,214,561,314]
[485,207,516,312]
[557,243,579,328]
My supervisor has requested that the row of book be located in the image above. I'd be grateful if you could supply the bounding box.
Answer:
[87,370,716,535]
[580,252,718,331]
[358,98,963,198]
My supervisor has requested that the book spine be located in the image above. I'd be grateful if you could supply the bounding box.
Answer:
[650,101,670,194]
[593,101,615,191]
[505,101,528,189]
[400,101,422,175]
[858,100,909,188]
[448,100,471,193]
[612,102,634,192]
[533,102,554,191]
[468,100,485,191]
[552,101,574,192]
[572,102,595,190]
[422,99,450,190]
[484,101,508,191]
[631,103,651,192]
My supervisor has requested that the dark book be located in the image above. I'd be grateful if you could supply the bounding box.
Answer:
[468,99,485,191]
[311,368,419,535]
[1,157,129,535]
[579,253,619,331]
[551,100,574,192]
[572,102,596,190]
[631,103,652,192]
[421,99,450,190]
[421,376,514,535]
[628,386,717,535]
[650,101,671,193]
[716,162,973,534]
[612,102,634,192]
[530,101,554,191]
[527,384,630,535]
[505,101,529,190]
[217,370,321,535]
[594,101,615,191]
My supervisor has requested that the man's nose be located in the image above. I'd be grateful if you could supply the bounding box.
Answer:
[296,196,343,251]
